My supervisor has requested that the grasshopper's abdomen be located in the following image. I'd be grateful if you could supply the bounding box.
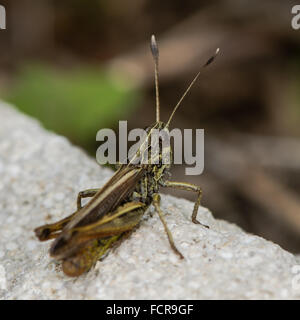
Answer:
[62,205,146,276]
[62,236,121,277]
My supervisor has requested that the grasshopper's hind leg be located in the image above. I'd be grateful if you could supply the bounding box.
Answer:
[61,203,146,277]
[152,193,184,259]
[34,211,77,241]
[35,188,101,241]
[77,188,100,209]
[162,181,209,228]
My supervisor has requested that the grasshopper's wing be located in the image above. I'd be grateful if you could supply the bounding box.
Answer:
[50,166,146,258]
[64,165,145,230]
[35,165,143,241]
[50,201,147,259]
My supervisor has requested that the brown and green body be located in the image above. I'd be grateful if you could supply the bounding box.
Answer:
[34,35,218,277]
[35,123,207,276]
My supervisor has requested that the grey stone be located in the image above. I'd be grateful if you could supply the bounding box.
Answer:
[0,101,299,299]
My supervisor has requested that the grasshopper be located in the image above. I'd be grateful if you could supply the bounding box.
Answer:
[34,35,219,277]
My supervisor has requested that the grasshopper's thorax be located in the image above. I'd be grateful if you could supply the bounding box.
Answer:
[129,121,172,205]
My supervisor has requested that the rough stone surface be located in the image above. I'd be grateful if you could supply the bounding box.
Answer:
[0,101,300,300]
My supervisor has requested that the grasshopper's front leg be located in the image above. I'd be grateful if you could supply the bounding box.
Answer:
[152,193,184,259]
[77,188,100,209]
[162,181,209,228]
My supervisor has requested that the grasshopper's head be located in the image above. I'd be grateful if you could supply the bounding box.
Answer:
[128,120,172,169]
[141,121,173,182]
[145,121,171,166]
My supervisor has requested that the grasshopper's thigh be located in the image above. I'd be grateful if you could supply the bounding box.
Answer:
[162,181,208,228]
[77,188,100,209]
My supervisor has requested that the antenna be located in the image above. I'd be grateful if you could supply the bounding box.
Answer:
[150,35,160,123]
[166,48,220,128]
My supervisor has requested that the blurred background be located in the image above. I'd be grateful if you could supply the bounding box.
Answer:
[0,0,300,253]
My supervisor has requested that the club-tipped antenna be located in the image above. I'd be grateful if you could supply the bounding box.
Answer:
[150,35,160,123]
[166,47,220,128]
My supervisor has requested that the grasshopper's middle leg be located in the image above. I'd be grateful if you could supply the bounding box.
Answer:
[77,188,100,209]
[162,181,209,228]
[152,193,184,259]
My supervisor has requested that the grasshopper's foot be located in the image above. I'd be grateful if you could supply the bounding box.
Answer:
[192,218,209,229]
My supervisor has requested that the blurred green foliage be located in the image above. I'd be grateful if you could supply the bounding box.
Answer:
[5,64,140,153]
